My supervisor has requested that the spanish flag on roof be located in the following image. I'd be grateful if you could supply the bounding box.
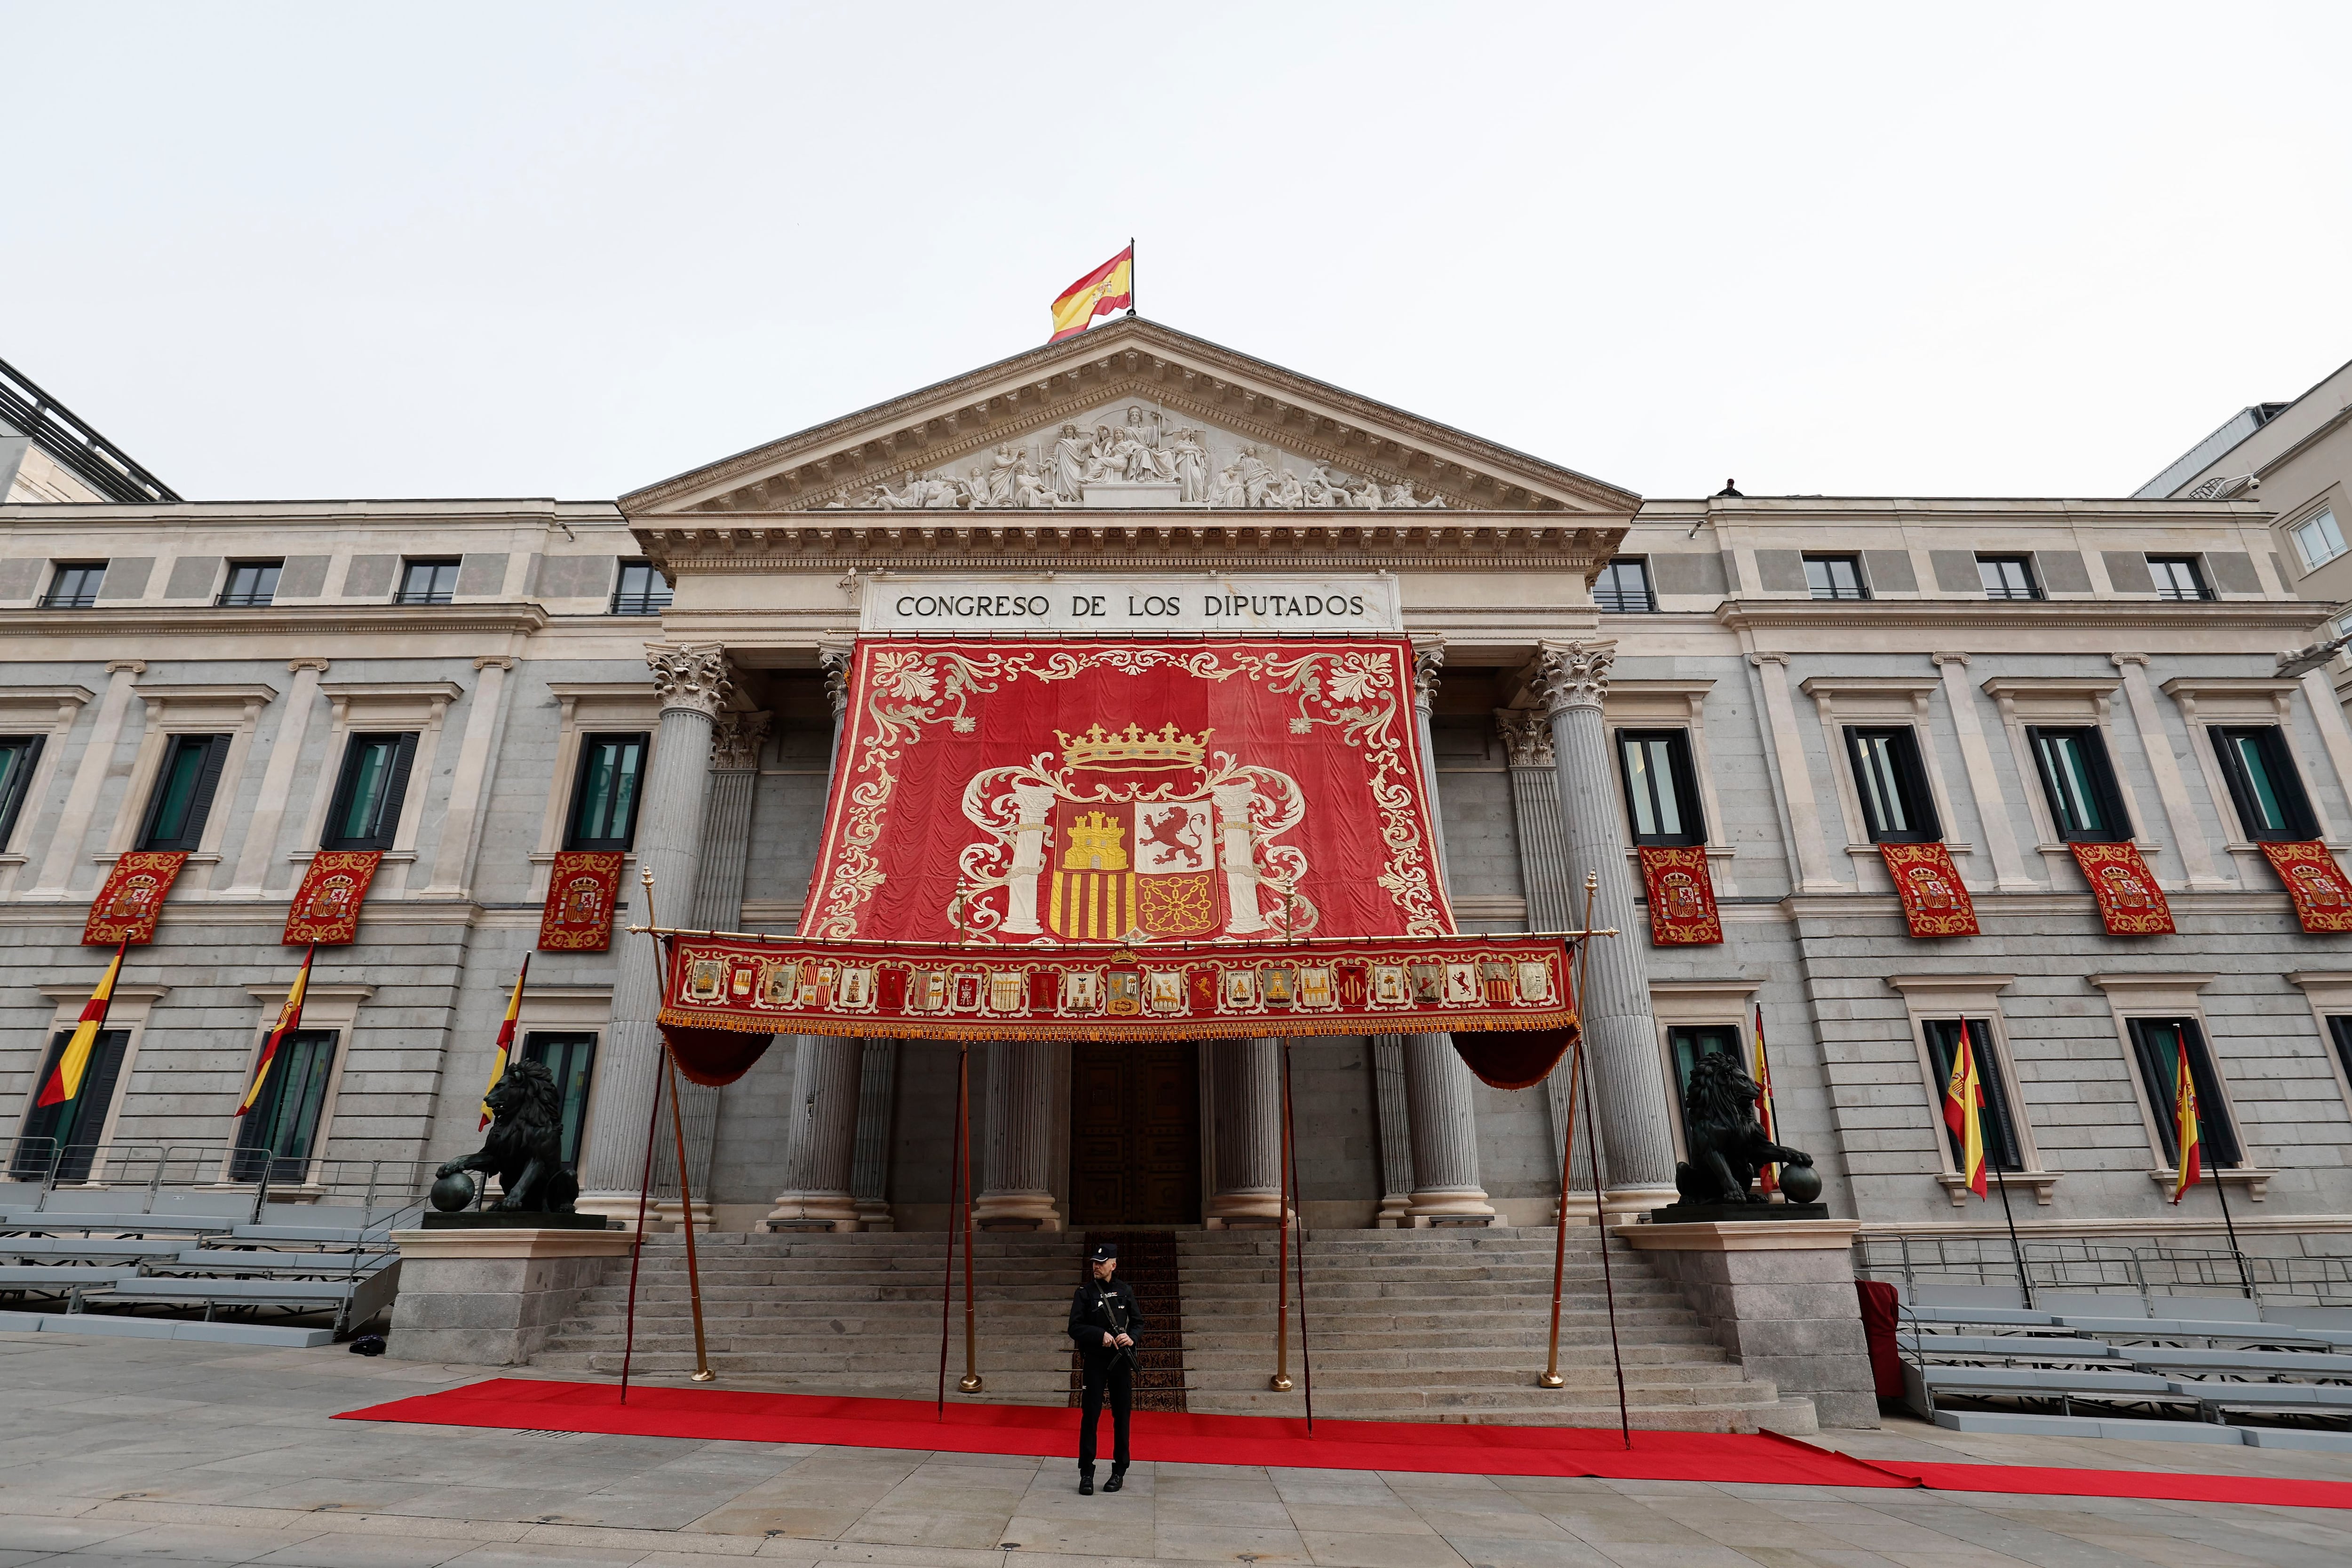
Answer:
[36,941,125,1106]
[1049,244,1134,342]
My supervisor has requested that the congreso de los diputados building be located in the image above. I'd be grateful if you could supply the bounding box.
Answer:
[7,319,2352,1426]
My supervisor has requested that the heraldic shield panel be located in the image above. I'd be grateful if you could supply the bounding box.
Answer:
[800,637,1455,946]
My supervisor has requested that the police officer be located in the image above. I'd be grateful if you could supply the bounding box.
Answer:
[1067,1240,1143,1494]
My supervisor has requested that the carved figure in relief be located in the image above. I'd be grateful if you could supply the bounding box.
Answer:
[1085,424,1120,482]
[987,445,1023,504]
[1350,474,1384,508]
[1300,465,1348,507]
[1011,467,1061,508]
[1262,467,1306,509]
[1051,424,1088,501]
[1171,427,1209,502]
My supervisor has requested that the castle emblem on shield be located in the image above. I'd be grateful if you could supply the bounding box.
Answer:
[959,719,1316,943]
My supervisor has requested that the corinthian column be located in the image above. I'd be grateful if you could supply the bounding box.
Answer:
[1205,1036,1286,1226]
[1412,638,1451,886]
[1404,1032,1494,1222]
[1498,708,1600,1202]
[764,1035,865,1231]
[1538,640,1677,1209]
[577,643,734,1219]
[974,1038,1062,1230]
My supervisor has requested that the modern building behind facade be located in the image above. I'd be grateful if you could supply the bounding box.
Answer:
[5,320,2350,1258]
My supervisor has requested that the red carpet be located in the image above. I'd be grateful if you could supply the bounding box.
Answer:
[337,1380,2352,1509]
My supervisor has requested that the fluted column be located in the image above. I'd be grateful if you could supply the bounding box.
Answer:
[577,643,733,1218]
[1370,1034,1414,1227]
[763,1035,864,1230]
[1205,1036,1287,1226]
[1499,709,1601,1203]
[1403,1032,1494,1222]
[1538,640,1677,1208]
[849,1039,900,1229]
[1412,638,1451,886]
[974,1039,1061,1230]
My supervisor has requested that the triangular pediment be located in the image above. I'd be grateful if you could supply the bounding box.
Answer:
[622,318,1637,517]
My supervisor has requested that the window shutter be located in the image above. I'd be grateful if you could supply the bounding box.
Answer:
[0,734,46,847]
[371,733,419,848]
[179,735,231,849]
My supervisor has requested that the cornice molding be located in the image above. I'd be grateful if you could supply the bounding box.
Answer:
[1,605,552,638]
[619,318,1640,518]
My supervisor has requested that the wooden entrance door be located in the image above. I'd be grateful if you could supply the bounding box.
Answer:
[1068,1039,1201,1226]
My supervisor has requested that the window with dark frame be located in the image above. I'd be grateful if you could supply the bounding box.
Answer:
[0,735,43,851]
[521,1031,598,1172]
[565,733,650,851]
[1616,729,1706,846]
[1843,725,1941,842]
[43,562,106,609]
[1666,1024,1745,1147]
[1978,556,2040,600]
[137,733,231,852]
[322,732,419,851]
[611,562,672,615]
[228,1029,338,1185]
[2328,1018,2352,1106]
[217,561,282,607]
[10,1027,131,1183]
[2209,725,2318,842]
[394,558,461,605]
[2126,1016,2243,1169]
[1593,558,1655,613]
[1921,1019,2025,1171]
[2148,557,2211,601]
[1804,555,1868,600]
[2026,725,2131,843]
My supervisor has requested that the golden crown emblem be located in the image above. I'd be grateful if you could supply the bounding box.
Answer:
[1054,721,1211,771]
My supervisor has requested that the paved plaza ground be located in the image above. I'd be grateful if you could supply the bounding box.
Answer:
[2,1332,2350,1568]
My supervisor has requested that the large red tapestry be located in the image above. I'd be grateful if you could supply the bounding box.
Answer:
[83,851,190,945]
[801,639,1452,947]
[2068,842,2175,935]
[655,932,1574,1044]
[2259,841,2352,933]
[1880,842,1979,938]
[282,851,383,945]
[539,851,623,951]
[1637,846,1723,945]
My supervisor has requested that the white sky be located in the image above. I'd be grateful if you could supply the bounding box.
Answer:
[7,1,2350,505]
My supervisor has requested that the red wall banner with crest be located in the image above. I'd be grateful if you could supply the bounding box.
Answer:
[282,851,383,945]
[2260,841,2352,933]
[801,638,1453,947]
[83,851,191,945]
[539,851,624,951]
[2068,842,2175,935]
[1879,842,1979,938]
[1636,845,1723,945]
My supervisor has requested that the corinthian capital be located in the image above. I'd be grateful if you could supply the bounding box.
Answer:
[646,642,735,718]
[1534,639,1614,717]
[819,639,855,721]
[1494,708,1556,768]
[1411,636,1445,714]
[709,710,772,771]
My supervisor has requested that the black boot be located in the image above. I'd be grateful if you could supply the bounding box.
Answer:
[1104,1466,1126,1493]
[1078,1470,1095,1496]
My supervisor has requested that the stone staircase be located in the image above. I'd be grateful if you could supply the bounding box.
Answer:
[528,1226,1813,1433]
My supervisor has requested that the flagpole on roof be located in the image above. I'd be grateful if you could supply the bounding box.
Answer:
[1128,237,1136,317]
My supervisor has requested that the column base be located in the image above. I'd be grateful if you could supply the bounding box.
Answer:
[973,1191,1062,1232]
[763,1191,861,1233]
[1408,1186,1496,1226]
[654,1199,714,1234]
[1602,1184,1680,1221]
[1204,1191,1290,1228]
[1375,1192,1415,1229]
[852,1199,896,1232]
[573,1192,673,1233]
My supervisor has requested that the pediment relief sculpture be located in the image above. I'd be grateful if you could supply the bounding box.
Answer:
[846,402,1446,513]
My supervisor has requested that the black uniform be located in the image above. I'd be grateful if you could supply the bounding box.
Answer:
[1067,1275,1145,1474]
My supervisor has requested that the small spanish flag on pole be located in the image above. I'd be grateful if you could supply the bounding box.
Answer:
[481,954,529,1130]
[1049,242,1134,342]
[1942,1027,1989,1198]
[239,945,315,1116]
[36,941,127,1107]
[2170,1050,2202,1204]
[1752,1004,1780,1194]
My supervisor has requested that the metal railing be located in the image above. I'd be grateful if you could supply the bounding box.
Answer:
[3,1137,438,1220]
[1859,1231,2352,1310]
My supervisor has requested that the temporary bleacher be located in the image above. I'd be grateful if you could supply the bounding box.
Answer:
[1895,1282,2352,1449]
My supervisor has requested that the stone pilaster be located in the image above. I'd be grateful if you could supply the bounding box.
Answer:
[1498,708,1600,1199]
[1412,637,1451,886]
[975,1038,1062,1230]
[850,1038,900,1229]
[577,643,732,1219]
[1402,1032,1495,1223]
[764,1035,864,1230]
[1370,1034,1414,1227]
[1538,639,1677,1208]
[1205,1036,1287,1227]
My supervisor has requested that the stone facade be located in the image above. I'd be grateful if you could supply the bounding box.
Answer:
[3,318,2349,1266]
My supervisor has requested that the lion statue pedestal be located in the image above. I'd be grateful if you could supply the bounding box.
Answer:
[1651,1050,1828,1223]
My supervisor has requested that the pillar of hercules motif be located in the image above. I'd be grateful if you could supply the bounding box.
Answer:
[1205,1035,1288,1226]
[1538,639,1678,1210]
[576,642,732,1220]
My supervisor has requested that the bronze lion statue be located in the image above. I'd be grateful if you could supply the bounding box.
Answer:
[436,1056,579,1212]
[1675,1050,1812,1205]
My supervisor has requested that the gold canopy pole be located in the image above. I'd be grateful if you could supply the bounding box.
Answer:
[640,868,714,1384]
[958,1043,982,1393]
[1539,877,1604,1389]
[1270,1040,1295,1394]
